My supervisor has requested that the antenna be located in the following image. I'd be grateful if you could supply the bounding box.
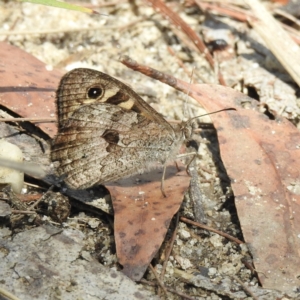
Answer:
[184,107,235,128]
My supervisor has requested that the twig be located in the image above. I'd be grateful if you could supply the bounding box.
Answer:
[0,287,21,300]
[160,212,180,280]
[18,193,43,203]
[274,8,300,29]
[0,117,55,123]
[140,279,196,300]
[119,17,145,33]
[120,55,185,90]
[149,264,168,295]
[4,16,20,42]
[29,185,54,210]
[24,182,47,190]
[11,210,36,214]
[195,1,256,22]
[233,276,259,300]
[180,216,244,244]
[199,165,213,175]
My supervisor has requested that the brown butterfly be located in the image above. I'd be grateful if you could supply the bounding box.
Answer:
[51,68,193,194]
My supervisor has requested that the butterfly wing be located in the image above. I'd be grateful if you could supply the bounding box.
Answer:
[51,103,182,189]
[52,68,183,189]
[56,68,173,131]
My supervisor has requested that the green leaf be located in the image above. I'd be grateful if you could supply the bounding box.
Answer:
[19,0,96,14]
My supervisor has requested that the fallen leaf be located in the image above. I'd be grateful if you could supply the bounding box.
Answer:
[0,41,60,138]
[175,80,300,292]
[106,163,190,281]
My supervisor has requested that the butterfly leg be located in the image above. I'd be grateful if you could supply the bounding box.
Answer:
[186,154,197,176]
[160,164,167,198]
[176,152,198,176]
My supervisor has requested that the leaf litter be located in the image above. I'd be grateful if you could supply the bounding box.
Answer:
[0,0,300,299]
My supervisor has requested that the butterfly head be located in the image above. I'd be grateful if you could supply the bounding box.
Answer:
[179,119,195,141]
[180,107,236,142]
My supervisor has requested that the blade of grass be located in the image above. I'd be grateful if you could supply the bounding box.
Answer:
[19,0,98,14]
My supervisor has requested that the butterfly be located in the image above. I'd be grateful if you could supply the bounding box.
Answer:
[51,68,194,195]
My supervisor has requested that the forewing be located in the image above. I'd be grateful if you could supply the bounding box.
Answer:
[56,68,173,131]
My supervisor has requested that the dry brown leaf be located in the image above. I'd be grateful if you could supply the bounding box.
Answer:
[106,163,190,281]
[0,42,60,138]
[176,81,300,292]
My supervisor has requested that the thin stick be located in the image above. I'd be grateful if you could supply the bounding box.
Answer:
[180,217,244,244]
[29,185,54,210]
[274,8,300,28]
[140,279,196,300]
[233,276,259,300]
[161,286,196,300]
[0,117,55,123]
[0,287,21,300]
[149,264,168,295]
[160,212,180,279]
[195,1,256,22]
[11,210,36,214]
[25,182,47,189]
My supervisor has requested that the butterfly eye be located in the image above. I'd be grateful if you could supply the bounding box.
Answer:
[87,86,103,99]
